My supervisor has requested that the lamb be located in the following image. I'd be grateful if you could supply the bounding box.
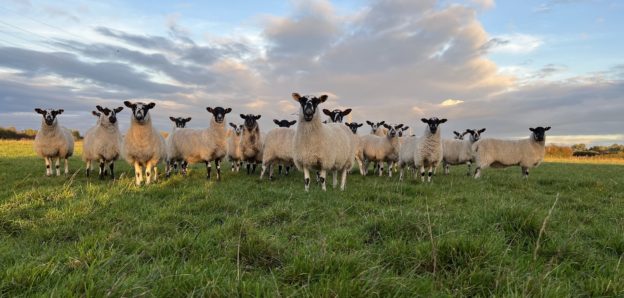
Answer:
[366,120,388,136]
[273,119,297,128]
[122,101,166,186]
[33,108,75,176]
[291,93,356,191]
[452,130,466,140]
[441,128,485,176]
[82,105,124,179]
[167,106,232,181]
[260,126,296,180]
[472,126,551,179]
[360,124,403,177]
[239,114,263,174]
[226,122,244,172]
[165,116,192,177]
[413,117,447,183]
[323,108,352,123]
[345,122,366,175]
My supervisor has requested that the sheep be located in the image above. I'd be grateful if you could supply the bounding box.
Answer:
[398,135,418,181]
[33,108,75,176]
[122,101,166,186]
[167,106,232,181]
[360,124,404,177]
[366,120,388,136]
[165,116,192,177]
[441,128,485,176]
[226,122,244,172]
[323,108,352,123]
[82,105,124,179]
[452,130,466,140]
[413,117,447,183]
[291,93,355,191]
[260,127,296,180]
[273,119,297,128]
[345,122,366,175]
[239,114,263,174]
[472,126,551,179]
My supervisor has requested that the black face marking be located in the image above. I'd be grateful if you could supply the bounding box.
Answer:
[322,108,352,123]
[207,107,232,123]
[529,126,550,142]
[398,126,409,137]
[240,114,261,130]
[124,101,155,123]
[35,108,64,126]
[292,93,328,122]
[273,119,296,128]
[421,117,447,134]
[169,116,191,128]
[344,122,363,134]
[97,105,123,124]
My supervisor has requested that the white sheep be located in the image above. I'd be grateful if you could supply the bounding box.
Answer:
[239,114,264,174]
[291,93,356,191]
[226,122,244,172]
[33,108,75,176]
[122,101,166,186]
[472,126,551,178]
[260,127,296,180]
[441,128,485,176]
[413,117,447,183]
[167,106,232,181]
[272,119,297,175]
[360,124,404,177]
[397,135,418,181]
[345,122,366,175]
[82,105,124,179]
[165,116,192,177]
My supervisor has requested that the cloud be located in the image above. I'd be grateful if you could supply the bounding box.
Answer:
[485,34,543,54]
[472,0,495,10]
[440,99,464,107]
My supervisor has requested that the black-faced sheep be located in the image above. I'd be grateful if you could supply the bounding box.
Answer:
[33,108,75,176]
[83,105,124,179]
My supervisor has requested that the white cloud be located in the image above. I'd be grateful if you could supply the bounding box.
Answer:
[472,0,495,10]
[440,99,465,107]
[487,33,543,54]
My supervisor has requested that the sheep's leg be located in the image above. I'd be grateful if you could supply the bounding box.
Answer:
[419,165,425,183]
[152,162,159,182]
[303,168,311,192]
[340,169,348,191]
[252,162,258,173]
[444,161,449,175]
[388,162,393,177]
[474,166,481,179]
[165,160,172,178]
[181,161,188,176]
[285,166,290,175]
[260,162,267,180]
[246,162,251,175]
[109,162,115,180]
[134,162,143,186]
[55,157,60,176]
[45,157,51,176]
[316,171,320,183]
[64,158,69,175]
[173,161,179,174]
[399,162,404,181]
[319,170,327,191]
[269,164,275,180]
[356,157,364,176]
[85,160,91,178]
[278,164,282,176]
[522,166,529,178]
[215,159,221,181]
[145,163,153,185]
[378,162,384,177]
[466,161,472,176]
[427,166,433,183]
[99,159,105,180]
[206,161,212,179]
[333,170,338,188]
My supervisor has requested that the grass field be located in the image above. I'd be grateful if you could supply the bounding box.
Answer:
[1,139,623,296]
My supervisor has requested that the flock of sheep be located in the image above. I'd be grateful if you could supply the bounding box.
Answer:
[32,93,552,191]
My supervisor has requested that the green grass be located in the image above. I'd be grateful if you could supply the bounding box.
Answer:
[1,140,623,296]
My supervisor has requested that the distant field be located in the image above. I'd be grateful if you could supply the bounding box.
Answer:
[1,140,623,296]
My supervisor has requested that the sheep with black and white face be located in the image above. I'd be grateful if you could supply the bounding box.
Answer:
[441,128,486,176]
[33,108,75,177]
[165,116,192,177]
[83,105,124,179]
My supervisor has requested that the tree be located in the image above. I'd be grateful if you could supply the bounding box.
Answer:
[571,143,586,151]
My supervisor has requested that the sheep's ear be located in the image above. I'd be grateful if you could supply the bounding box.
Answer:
[254,115,261,120]
[169,117,176,122]
[529,128,535,132]
[439,118,447,123]
[318,95,328,102]
[114,107,124,113]
[206,107,214,113]
[146,102,156,109]
[292,93,302,102]
[421,118,428,123]
[224,108,232,114]
[185,117,192,122]
[378,121,385,126]
[402,126,408,130]
[322,109,332,116]
[342,108,352,116]
[229,122,237,129]
[35,108,45,114]
[96,105,105,113]
[240,114,246,119]
[92,111,101,117]
[357,123,363,128]
[453,131,460,136]
[544,126,551,131]
[366,120,373,125]
[124,101,134,108]
[55,109,64,115]
[466,129,474,134]
[273,119,280,125]
[478,128,486,133]
[395,124,403,129]
[289,120,297,125]
[382,123,391,129]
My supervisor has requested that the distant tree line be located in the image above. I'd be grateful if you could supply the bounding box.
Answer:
[0,126,82,140]
[546,143,624,158]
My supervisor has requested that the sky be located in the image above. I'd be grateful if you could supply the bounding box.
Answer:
[0,0,622,145]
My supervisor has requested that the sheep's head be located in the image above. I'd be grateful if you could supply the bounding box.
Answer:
[465,128,486,142]
[240,114,261,130]
[292,93,327,122]
[273,119,297,128]
[124,101,155,123]
[421,117,447,134]
[366,120,386,134]
[398,126,409,137]
[207,107,232,123]
[322,108,352,123]
[169,116,192,128]
[345,122,363,134]
[453,131,465,140]
[35,108,63,126]
[229,123,244,135]
[383,123,404,138]
[96,105,123,125]
[530,126,550,142]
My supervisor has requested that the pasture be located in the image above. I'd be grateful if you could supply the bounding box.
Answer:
[1,140,623,296]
